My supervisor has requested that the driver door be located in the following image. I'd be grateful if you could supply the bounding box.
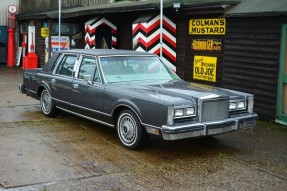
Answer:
[71,55,105,121]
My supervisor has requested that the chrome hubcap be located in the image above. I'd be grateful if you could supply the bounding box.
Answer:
[119,115,136,144]
[42,91,51,113]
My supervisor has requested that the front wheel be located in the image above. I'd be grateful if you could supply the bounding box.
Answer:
[40,89,58,117]
[116,109,147,149]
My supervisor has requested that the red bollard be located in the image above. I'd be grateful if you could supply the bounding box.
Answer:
[7,27,15,67]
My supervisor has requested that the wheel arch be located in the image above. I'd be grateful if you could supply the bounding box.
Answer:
[112,101,144,126]
[113,103,149,149]
[37,82,51,98]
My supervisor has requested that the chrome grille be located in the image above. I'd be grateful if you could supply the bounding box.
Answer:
[201,98,229,122]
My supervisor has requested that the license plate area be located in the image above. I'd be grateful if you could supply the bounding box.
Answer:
[208,125,236,135]
[207,121,236,135]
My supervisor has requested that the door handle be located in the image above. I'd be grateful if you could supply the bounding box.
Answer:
[51,79,56,83]
[73,84,79,88]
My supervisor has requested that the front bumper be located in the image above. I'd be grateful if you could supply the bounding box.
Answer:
[161,113,258,140]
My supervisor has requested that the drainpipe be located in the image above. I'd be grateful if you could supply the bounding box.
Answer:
[58,0,61,51]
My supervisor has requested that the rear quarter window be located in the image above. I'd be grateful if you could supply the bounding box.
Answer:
[54,55,77,77]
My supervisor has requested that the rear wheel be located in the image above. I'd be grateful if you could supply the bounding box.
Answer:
[40,89,58,117]
[116,109,147,149]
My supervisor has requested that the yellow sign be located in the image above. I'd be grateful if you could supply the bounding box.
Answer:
[41,28,49,37]
[193,56,217,82]
[192,39,222,51]
[189,18,226,35]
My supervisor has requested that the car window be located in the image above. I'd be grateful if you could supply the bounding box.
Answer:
[99,56,179,83]
[55,55,77,77]
[78,57,100,83]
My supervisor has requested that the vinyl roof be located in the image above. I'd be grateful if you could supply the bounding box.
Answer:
[60,49,154,56]
[42,49,154,73]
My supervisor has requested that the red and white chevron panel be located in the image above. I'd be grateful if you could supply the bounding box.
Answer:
[132,14,176,71]
[85,17,117,49]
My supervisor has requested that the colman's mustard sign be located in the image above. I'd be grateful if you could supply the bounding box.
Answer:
[189,18,226,35]
[193,56,217,82]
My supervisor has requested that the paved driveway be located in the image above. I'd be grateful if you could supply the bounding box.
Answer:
[0,66,286,191]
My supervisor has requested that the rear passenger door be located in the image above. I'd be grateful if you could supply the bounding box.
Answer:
[51,54,78,109]
[71,55,105,120]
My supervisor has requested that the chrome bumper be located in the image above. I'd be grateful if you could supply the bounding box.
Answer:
[161,113,258,140]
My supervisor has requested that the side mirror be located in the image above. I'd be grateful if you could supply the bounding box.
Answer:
[83,75,93,85]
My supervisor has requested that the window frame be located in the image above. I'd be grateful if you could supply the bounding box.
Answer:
[75,54,102,84]
[52,53,79,78]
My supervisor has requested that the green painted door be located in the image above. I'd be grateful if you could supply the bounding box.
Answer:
[276,25,287,125]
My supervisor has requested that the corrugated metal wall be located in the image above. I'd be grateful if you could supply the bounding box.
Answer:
[20,0,114,13]
[0,0,19,26]
[222,16,285,120]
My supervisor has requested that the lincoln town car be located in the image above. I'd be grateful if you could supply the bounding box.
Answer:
[19,49,258,149]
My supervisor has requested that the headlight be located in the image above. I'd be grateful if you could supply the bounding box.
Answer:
[168,106,196,124]
[229,102,236,110]
[229,100,246,111]
[174,107,196,117]
[237,101,245,109]
[185,107,195,116]
[174,109,184,117]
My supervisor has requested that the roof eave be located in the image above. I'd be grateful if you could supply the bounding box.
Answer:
[62,3,159,18]
[225,11,287,17]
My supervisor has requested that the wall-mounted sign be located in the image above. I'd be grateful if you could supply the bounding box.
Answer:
[192,39,222,51]
[8,5,17,14]
[45,36,70,62]
[193,55,217,82]
[41,28,49,37]
[189,18,226,35]
[50,36,70,52]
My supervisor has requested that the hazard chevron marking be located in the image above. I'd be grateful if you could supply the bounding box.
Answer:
[132,14,176,71]
[85,17,117,49]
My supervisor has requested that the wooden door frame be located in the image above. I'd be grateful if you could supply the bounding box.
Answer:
[276,24,287,125]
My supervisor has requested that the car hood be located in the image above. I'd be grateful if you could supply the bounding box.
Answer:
[108,80,249,105]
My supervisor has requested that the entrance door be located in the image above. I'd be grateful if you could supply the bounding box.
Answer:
[276,25,287,125]
[96,25,112,49]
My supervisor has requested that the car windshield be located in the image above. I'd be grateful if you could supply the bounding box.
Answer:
[99,56,180,83]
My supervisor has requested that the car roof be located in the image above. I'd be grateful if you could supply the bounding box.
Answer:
[42,49,157,73]
[59,49,155,56]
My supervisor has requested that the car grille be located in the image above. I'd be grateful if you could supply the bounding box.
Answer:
[201,98,229,122]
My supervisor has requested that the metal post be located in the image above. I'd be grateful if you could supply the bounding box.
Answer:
[58,0,61,51]
[160,0,163,59]
[48,19,52,58]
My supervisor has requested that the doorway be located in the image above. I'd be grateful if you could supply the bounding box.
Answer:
[95,25,112,49]
[276,24,287,125]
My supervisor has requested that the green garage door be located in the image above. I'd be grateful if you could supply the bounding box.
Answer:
[276,25,287,125]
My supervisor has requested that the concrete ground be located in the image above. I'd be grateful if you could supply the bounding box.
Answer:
[0,65,286,191]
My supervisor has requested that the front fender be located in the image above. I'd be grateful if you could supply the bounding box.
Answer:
[111,99,143,123]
